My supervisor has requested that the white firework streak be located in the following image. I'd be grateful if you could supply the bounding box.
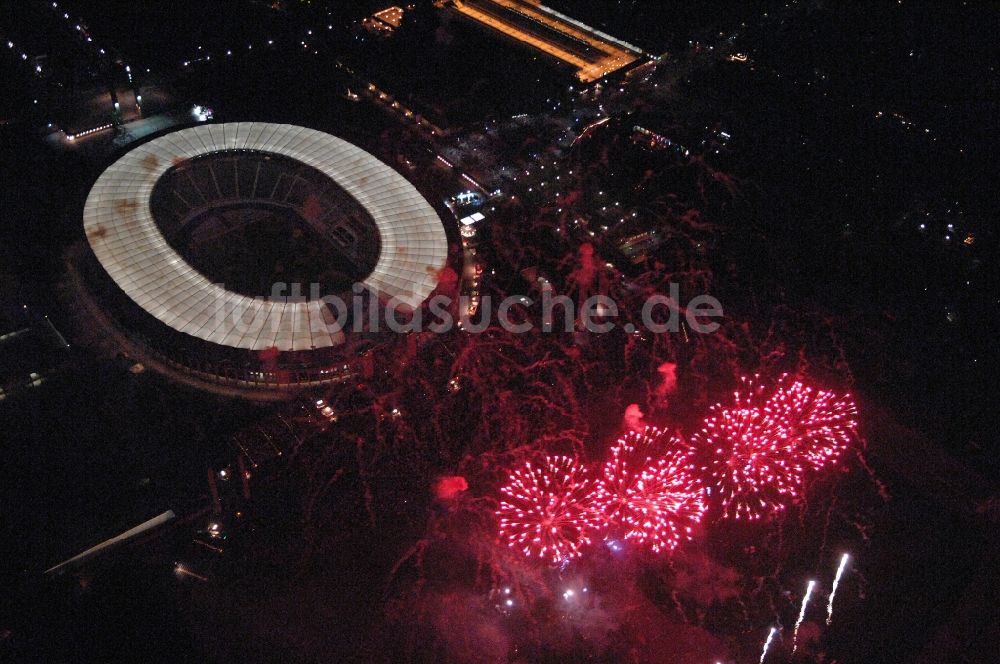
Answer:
[826,553,850,625]
[759,626,777,664]
[792,579,817,654]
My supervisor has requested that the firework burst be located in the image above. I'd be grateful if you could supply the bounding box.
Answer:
[766,378,858,471]
[592,427,706,553]
[496,455,601,564]
[694,377,805,520]
[695,376,859,519]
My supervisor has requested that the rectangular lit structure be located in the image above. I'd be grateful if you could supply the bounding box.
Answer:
[449,0,644,82]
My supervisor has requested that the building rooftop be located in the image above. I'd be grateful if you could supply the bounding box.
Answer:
[83,123,448,352]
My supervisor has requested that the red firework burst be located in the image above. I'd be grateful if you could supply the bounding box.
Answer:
[695,375,859,520]
[496,455,601,564]
[694,377,805,520]
[593,427,706,552]
[765,378,858,471]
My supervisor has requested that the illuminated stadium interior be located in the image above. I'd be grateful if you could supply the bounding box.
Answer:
[149,151,382,298]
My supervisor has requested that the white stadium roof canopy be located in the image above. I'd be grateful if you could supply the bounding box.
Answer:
[83,123,448,351]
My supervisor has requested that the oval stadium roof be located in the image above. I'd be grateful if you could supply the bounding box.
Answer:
[83,123,448,352]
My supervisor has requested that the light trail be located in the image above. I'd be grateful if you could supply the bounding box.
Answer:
[826,553,850,625]
[759,626,777,664]
[792,579,817,654]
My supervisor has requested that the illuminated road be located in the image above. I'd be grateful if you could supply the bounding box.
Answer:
[451,0,643,82]
[490,0,635,59]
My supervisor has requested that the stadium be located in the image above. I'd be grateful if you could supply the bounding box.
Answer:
[79,123,449,391]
